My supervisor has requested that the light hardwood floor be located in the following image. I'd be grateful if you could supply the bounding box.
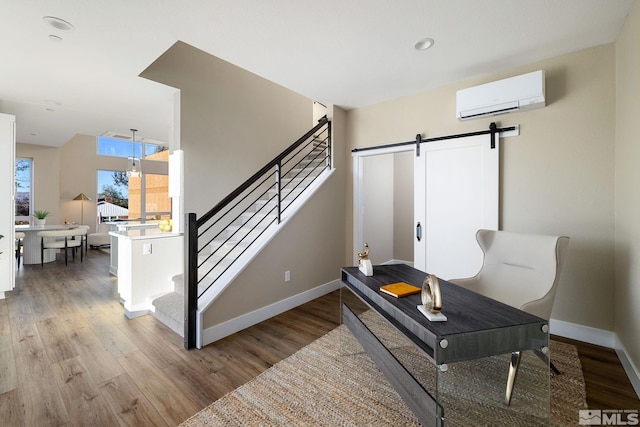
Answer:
[1,249,637,426]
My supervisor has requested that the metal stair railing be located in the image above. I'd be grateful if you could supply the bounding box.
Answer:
[184,117,331,348]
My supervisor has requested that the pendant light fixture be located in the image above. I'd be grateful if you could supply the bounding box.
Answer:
[126,128,141,177]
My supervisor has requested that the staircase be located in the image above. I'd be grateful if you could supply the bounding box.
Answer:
[152,118,332,345]
[151,273,184,336]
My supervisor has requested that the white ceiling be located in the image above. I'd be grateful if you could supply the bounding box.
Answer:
[0,0,634,148]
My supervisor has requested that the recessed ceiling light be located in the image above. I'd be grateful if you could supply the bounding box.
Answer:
[43,16,75,31]
[414,38,435,51]
[48,34,63,43]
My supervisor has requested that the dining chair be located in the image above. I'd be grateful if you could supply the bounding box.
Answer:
[37,228,88,267]
[77,225,90,254]
[449,229,570,405]
[15,232,25,269]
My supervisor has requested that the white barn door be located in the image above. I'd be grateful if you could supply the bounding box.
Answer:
[414,133,498,280]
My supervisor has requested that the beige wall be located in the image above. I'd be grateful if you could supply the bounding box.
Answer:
[393,151,413,262]
[141,41,314,217]
[141,41,348,328]
[615,0,640,374]
[16,143,61,223]
[346,44,616,332]
[362,154,394,264]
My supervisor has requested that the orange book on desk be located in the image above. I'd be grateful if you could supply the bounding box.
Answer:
[379,282,421,298]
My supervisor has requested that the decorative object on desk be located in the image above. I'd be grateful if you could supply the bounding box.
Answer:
[380,282,421,298]
[33,209,50,226]
[126,128,142,177]
[357,243,373,276]
[158,219,172,232]
[73,192,92,225]
[417,274,447,321]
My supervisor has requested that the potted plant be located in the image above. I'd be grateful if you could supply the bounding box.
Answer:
[34,210,50,226]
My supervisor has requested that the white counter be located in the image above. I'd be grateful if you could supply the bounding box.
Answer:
[107,221,168,275]
[110,228,183,319]
[109,228,182,240]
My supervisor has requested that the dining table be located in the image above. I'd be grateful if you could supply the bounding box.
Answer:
[15,224,80,264]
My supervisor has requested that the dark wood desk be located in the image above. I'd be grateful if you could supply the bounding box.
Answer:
[340,264,549,427]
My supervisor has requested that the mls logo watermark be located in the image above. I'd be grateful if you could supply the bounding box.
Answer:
[580,409,639,425]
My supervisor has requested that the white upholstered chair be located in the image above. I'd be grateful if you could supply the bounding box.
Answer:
[37,228,88,267]
[449,229,570,405]
[15,232,25,269]
[87,223,112,248]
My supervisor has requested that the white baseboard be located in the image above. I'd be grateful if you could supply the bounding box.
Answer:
[615,339,640,399]
[549,318,616,348]
[124,307,151,319]
[550,318,640,399]
[200,279,342,348]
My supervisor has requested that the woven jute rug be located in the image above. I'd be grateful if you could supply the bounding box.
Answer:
[181,311,587,427]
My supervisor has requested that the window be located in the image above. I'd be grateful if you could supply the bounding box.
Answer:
[97,136,168,159]
[97,136,142,158]
[144,143,168,159]
[97,170,170,222]
[15,158,32,224]
[96,135,170,222]
[144,173,171,219]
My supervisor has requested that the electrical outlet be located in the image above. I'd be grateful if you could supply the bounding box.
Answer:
[284,270,291,282]
[143,243,152,255]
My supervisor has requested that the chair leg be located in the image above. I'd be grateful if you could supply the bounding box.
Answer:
[16,239,22,269]
[505,351,522,406]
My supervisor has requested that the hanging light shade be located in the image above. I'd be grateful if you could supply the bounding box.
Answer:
[127,128,141,177]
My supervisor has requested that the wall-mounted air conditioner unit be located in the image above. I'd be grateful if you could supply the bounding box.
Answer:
[456,70,545,121]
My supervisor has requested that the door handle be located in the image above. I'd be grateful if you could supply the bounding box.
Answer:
[416,222,422,242]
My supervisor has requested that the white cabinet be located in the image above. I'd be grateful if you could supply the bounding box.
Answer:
[109,229,183,318]
[0,114,16,298]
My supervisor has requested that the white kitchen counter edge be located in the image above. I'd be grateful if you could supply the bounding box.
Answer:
[109,230,183,240]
